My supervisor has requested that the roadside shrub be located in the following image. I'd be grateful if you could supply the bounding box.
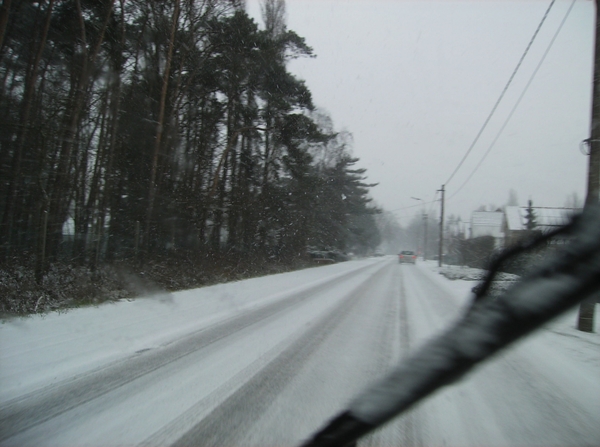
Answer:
[0,252,313,317]
[458,236,496,269]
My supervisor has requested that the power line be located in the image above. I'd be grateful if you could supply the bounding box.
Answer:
[427,190,439,216]
[388,191,439,214]
[388,202,430,214]
[448,0,577,202]
[444,0,557,186]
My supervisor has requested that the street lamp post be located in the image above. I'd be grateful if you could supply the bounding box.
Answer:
[411,197,428,261]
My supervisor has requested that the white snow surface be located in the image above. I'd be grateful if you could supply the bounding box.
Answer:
[1,257,599,446]
[0,258,384,402]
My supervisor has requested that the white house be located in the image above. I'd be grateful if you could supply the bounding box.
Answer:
[470,211,504,249]
[503,206,580,246]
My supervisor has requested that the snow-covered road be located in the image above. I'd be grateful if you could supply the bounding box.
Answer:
[1,258,598,446]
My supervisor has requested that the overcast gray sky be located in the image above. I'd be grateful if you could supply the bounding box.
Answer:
[247,0,595,224]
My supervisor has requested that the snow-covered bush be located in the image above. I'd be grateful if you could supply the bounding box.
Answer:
[0,261,129,316]
[436,264,520,298]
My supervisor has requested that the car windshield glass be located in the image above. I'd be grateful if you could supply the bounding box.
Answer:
[0,1,597,446]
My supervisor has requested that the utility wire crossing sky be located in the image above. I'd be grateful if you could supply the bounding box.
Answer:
[248,0,595,222]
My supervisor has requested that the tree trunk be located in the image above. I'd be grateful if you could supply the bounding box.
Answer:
[103,0,129,263]
[0,0,12,54]
[45,0,114,264]
[145,0,180,254]
[74,93,108,263]
[1,0,54,258]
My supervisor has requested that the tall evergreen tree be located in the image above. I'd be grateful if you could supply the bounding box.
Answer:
[525,199,537,231]
[0,2,380,312]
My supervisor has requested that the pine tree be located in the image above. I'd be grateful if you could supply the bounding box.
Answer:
[0,1,382,312]
[525,200,537,231]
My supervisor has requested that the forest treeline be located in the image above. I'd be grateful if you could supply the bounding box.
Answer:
[0,0,380,308]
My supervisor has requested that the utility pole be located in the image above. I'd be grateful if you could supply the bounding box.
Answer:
[578,0,600,332]
[438,185,445,267]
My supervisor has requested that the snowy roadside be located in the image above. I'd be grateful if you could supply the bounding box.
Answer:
[1,256,597,406]
[423,260,598,333]
[429,262,521,299]
[414,259,600,429]
[0,258,384,402]
[417,259,600,370]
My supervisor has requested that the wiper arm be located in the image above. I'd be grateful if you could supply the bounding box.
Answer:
[301,205,600,447]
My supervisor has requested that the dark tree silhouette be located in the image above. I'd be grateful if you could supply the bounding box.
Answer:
[0,1,380,313]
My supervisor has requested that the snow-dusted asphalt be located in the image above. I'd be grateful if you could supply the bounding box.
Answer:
[1,258,598,446]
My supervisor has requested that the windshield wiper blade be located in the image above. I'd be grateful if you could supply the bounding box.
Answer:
[301,204,600,447]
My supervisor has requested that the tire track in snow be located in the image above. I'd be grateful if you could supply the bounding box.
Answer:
[389,265,424,447]
[0,261,384,442]
[240,261,402,447]
[168,263,394,447]
[396,265,422,447]
[253,262,400,447]
[398,266,411,356]
[359,263,423,447]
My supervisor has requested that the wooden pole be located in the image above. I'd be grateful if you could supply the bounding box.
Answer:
[438,185,445,267]
[577,0,600,332]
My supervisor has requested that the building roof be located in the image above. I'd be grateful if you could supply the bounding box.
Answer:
[504,206,580,232]
[471,211,504,227]
[470,211,504,239]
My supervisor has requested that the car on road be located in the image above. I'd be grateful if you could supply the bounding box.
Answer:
[398,250,417,264]
[307,248,349,264]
